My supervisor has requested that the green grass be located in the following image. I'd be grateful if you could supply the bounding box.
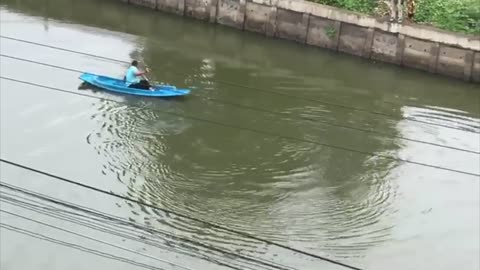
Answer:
[311,0,480,35]
[415,0,480,34]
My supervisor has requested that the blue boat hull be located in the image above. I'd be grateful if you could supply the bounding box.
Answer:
[79,73,190,97]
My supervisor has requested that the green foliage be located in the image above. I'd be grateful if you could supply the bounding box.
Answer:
[311,0,480,34]
[325,25,337,39]
[414,0,480,34]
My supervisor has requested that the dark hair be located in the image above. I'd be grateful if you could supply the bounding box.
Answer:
[131,60,138,66]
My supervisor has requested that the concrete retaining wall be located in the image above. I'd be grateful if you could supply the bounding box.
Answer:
[120,0,480,83]
[473,53,480,82]
[216,0,246,29]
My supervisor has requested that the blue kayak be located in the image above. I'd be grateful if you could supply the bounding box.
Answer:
[79,73,190,97]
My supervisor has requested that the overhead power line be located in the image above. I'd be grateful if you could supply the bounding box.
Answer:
[1,35,478,134]
[0,182,297,270]
[0,159,365,270]
[1,53,477,155]
[1,78,478,177]
[0,208,196,270]
[0,223,168,270]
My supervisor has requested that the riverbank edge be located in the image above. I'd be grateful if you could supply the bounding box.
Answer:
[120,0,480,83]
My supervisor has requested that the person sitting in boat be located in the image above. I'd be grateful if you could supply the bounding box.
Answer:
[125,60,152,90]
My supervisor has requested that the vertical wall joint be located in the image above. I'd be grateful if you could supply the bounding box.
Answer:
[396,34,406,65]
[363,27,375,58]
[464,50,474,82]
[266,4,277,37]
[209,0,219,23]
[429,42,440,73]
[240,0,247,30]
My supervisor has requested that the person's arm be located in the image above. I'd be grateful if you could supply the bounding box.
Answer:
[134,67,149,76]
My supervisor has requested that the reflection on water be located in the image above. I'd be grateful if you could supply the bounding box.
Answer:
[401,105,480,133]
[86,94,400,264]
[87,100,191,179]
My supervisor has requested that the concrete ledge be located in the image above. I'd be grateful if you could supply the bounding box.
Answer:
[121,0,480,83]
[274,0,480,51]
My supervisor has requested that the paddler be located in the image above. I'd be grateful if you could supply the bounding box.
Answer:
[124,60,152,90]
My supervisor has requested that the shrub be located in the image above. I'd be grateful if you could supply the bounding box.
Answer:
[414,0,480,34]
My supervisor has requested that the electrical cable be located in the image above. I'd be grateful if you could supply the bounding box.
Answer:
[1,35,478,270]
[0,208,196,270]
[1,79,478,177]
[1,16,476,270]
[0,160,365,270]
[1,35,478,134]
[1,53,477,155]
[0,195,253,270]
[0,183,296,270]
[0,223,167,270]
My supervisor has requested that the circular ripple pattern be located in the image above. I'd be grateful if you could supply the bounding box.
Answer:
[86,98,401,262]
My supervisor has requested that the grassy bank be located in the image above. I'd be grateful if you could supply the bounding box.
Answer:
[313,0,480,35]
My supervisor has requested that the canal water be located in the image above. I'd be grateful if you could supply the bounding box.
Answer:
[0,0,479,269]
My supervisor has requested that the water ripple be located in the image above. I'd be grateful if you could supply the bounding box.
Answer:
[86,98,400,262]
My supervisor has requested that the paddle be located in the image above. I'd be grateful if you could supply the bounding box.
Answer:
[142,66,151,82]
[141,65,156,91]
[137,57,151,82]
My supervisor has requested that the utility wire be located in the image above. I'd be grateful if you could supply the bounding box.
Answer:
[1,35,478,134]
[0,36,127,63]
[1,78,478,177]
[0,223,167,270]
[1,53,477,155]
[0,183,296,270]
[0,196,256,270]
[0,208,196,270]
[0,194,250,270]
[0,160,365,270]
